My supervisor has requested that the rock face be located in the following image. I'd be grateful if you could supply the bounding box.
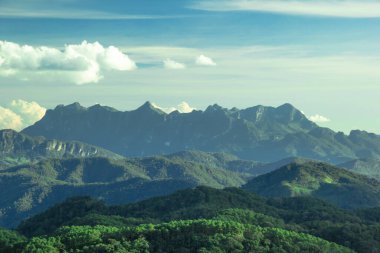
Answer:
[339,158,380,181]
[23,102,380,163]
[0,129,122,168]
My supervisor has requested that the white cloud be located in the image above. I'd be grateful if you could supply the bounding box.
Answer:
[152,102,195,113]
[0,3,171,20]
[177,102,195,113]
[163,59,186,69]
[192,0,380,18]
[0,106,23,131]
[0,100,46,131]
[196,55,216,66]
[308,114,331,123]
[0,40,137,85]
[9,100,46,127]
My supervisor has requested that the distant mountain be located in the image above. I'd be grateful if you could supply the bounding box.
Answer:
[243,161,380,209]
[22,102,380,163]
[0,129,122,168]
[0,151,266,227]
[339,158,380,181]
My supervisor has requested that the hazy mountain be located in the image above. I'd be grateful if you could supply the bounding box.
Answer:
[0,151,266,227]
[243,161,380,209]
[339,158,380,181]
[0,129,122,169]
[22,102,380,163]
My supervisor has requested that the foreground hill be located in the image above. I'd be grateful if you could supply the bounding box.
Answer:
[22,102,380,163]
[15,187,380,252]
[243,161,380,209]
[0,151,265,228]
[2,220,354,253]
[0,129,121,169]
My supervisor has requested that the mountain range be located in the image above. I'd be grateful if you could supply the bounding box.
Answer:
[1,102,380,252]
[22,102,380,163]
[1,149,379,228]
[1,102,380,227]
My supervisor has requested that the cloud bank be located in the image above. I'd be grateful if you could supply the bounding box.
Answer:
[152,102,195,113]
[192,0,380,18]
[196,55,216,66]
[0,40,137,84]
[0,107,22,131]
[309,114,331,123]
[163,59,186,69]
[0,100,46,131]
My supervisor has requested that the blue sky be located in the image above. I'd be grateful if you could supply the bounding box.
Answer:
[1,0,380,133]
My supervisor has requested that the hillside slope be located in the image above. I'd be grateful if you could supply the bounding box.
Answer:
[243,161,380,209]
[0,151,265,228]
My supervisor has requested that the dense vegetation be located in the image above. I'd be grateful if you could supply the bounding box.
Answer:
[243,161,380,209]
[14,187,380,252]
[1,220,355,252]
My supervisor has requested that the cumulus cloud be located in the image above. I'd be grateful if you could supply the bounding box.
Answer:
[152,102,195,113]
[9,100,46,127]
[0,100,46,131]
[0,40,137,84]
[192,0,380,18]
[196,55,216,66]
[308,114,331,123]
[177,102,195,113]
[0,107,23,131]
[163,59,186,69]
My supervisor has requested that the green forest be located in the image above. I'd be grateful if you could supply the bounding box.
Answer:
[1,187,380,252]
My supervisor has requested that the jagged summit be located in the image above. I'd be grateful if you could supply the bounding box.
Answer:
[205,103,226,113]
[49,102,303,117]
[21,102,380,162]
[277,103,296,111]
[55,102,86,111]
[88,104,118,112]
[135,101,166,114]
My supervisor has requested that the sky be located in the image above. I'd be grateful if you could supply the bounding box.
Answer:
[0,0,380,133]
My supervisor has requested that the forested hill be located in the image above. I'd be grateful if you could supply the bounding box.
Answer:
[243,161,380,209]
[0,150,268,228]
[8,186,380,253]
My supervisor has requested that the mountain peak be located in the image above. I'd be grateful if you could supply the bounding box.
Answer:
[205,103,226,113]
[88,104,118,112]
[135,101,166,114]
[277,103,297,112]
[55,102,86,112]
[275,103,314,124]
